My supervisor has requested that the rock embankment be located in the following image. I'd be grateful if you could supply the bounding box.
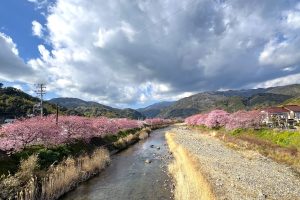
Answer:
[166,126,300,200]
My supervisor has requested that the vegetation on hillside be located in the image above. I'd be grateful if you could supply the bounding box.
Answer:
[0,86,64,120]
[49,98,145,119]
[282,96,300,105]
[0,85,144,120]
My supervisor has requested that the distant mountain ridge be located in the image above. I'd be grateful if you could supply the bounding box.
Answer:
[49,97,145,119]
[2,83,300,120]
[137,101,174,118]
[156,84,300,118]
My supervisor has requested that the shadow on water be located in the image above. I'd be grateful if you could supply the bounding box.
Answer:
[61,126,174,200]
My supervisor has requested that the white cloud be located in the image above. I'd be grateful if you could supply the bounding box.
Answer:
[27,0,49,9]
[255,73,300,88]
[0,32,39,83]
[32,20,44,37]
[120,21,136,42]
[0,32,19,56]
[94,28,116,48]
[259,39,300,67]
[12,84,23,90]
[3,0,300,107]
[285,10,300,29]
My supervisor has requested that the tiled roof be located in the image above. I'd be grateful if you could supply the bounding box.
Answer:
[284,105,300,112]
[262,107,289,113]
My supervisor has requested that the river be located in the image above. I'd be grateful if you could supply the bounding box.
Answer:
[61,126,174,200]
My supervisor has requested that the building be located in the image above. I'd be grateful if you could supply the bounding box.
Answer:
[284,105,300,122]
[261,107,289,127]
[4,119,16,124]
[261,105,300,128]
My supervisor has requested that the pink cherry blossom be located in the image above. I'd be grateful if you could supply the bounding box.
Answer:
[185,109,263,130]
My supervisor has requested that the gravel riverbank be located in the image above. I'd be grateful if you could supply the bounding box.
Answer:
[168,126,300,200]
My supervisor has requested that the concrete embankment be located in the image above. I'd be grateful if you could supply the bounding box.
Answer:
[166,126,300,200]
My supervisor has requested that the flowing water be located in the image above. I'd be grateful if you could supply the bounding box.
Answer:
[61,127,174,200]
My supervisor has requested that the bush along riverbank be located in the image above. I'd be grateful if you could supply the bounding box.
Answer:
[0,116,172,200]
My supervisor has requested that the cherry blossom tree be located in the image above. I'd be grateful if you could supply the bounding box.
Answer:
[205,110,229,128]
[185,109,262,130]
[0,116,64,151]
[225,110,263,130]
[0,115,147,152]
[145,118,171,126]
[58,116,96,142]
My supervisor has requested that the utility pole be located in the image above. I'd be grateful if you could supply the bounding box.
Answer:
[35,84,46,117]
[56,104,59,125]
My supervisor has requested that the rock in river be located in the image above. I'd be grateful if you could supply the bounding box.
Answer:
[145,159,152,164]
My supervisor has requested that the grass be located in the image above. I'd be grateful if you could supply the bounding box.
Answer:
[227,128,300,149]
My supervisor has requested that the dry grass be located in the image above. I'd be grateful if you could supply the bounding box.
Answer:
[40,148,110,200]
[80,148,110,175]
[1,148,110,200]
[113,133,140,149]
[166,132,216,200]
[0,155,39,199]
[138,130,149,140]
[16,155,39,181]
[40,157,79,200]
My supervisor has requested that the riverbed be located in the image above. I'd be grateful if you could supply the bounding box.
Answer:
[61,127,174,200]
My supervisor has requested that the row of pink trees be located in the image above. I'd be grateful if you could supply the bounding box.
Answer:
[185,109,263,130]
[145,118,172,126]
[0,116,145,152]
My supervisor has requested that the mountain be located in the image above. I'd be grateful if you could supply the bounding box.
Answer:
[157,93,245,118]
[281,96,300,106]
[157,84,300,118]
[137,101,174,118]
[3,83,300,120]
[48,97,100,108]
[49,98,145,119]
[266,84,300,96]
[0,86,67,121]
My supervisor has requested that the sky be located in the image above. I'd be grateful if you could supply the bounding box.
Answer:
[1,0,300,109]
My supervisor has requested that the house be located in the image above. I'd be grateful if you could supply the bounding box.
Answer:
[261,107,289,127]
[284,105,300,122]
[4,119,16,124]
[261,105,300,128]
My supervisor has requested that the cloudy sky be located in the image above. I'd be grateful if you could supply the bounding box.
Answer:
[1,0,300,108]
